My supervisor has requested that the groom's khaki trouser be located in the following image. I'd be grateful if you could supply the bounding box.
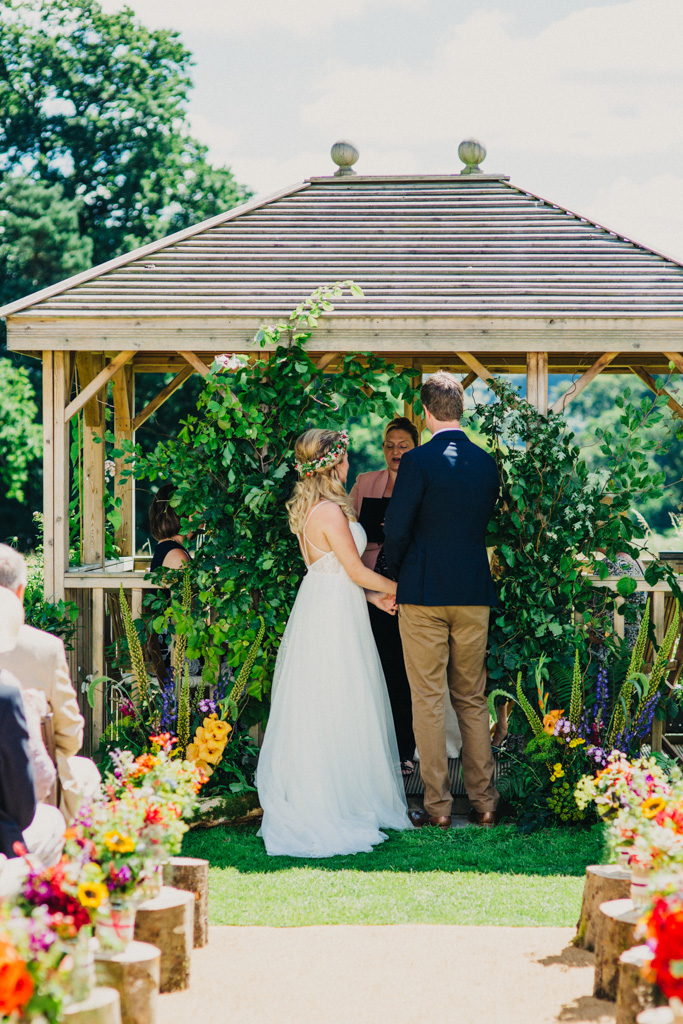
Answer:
[399,604,498,818]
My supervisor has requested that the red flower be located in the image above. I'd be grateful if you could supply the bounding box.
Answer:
[144,805,164,826]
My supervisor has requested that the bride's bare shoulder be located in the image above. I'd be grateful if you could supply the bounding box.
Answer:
[313,501,349,529]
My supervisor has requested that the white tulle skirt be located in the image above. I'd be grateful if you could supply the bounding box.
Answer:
[257,566,411,858]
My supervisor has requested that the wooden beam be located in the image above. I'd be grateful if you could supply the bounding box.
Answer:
[64,350,134,422]
[549,352,619,415]
[663,352,683,375]
[454,352,494,384]
[315,352,336,371]
[527,352,548,414]
[461,371,477,390]
[53,352,69,602]
[113,364,135,557]
[75,353,104,428]
[42,351,55,601]
[133,365,195,431]
[91,587,105,749]
[629,365,683,419]
[179,351,210,377]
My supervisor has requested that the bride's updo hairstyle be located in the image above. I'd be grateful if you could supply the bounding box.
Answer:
[287,428,356,534]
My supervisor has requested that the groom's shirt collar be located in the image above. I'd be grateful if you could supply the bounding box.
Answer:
[430,427,464,438]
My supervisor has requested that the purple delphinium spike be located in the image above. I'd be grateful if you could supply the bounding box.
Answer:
[214,669,230,704]
[593,666,610,725]
[160,667,177,734]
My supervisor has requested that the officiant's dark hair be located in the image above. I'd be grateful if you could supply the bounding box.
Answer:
[383,416,419,447]
[421,371,464,422]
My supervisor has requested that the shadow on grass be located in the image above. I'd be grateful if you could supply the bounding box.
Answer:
[183,822,605,877]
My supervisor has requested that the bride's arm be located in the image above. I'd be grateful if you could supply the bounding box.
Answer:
[316,504,397,596]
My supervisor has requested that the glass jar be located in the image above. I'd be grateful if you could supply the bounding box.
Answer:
[95,897,137,955]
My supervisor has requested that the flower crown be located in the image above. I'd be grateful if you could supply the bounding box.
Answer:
[295,431,349,478]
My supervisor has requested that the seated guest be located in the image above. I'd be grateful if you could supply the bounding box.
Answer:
[0,545,100,822]
[0,589,64,870]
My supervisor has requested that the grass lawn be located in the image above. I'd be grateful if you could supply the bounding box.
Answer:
[182,822,604,927]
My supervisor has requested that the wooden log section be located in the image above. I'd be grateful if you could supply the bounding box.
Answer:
[134,886,194,993]
[63,987,122,1024]
[95,941,160,1024]
[594,899,640,1002]
[575,864,631,951]
[617,945,659,1024]
[163,857,209,948]
[637,1008,676,1023]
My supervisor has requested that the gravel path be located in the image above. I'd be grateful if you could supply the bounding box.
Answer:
[162,924,617,1024]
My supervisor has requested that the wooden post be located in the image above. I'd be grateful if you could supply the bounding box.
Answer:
[134,886,194,993]
[526,352,548,414]
[575,864,630,951]
[594,898,640,1001]
[53,352,70,602]
[77,355,106,566]
[113,365,135,557]
[95,941,160,1024]
[42,352,56,601]
[63,987,122,1024]
[92,587,106,750]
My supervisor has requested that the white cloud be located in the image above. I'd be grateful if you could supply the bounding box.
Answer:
[99,0,424,37]
[583,174,683,263]
[300,1,683,160]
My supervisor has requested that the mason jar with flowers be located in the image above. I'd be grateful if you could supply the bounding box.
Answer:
[0,906,76,1022]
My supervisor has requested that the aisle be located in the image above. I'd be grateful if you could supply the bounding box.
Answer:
[163,924,616,1024]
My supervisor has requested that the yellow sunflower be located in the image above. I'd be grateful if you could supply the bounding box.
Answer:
[103,830,136,854]
[77,881,108,908]
[641,796,666,819]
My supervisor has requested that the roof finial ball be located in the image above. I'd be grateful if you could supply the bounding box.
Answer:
[331,140,359,177]
[458,138,486,175]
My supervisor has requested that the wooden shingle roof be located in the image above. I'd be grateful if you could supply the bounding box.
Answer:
[4,173,683,322]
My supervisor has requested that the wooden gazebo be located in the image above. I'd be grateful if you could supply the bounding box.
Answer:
[3,137,683,750]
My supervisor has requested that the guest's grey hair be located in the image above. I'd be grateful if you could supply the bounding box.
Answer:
[0,544,28,592]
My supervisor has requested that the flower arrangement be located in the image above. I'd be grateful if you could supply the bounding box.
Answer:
[642,892,683,1002]
[65,794,150,898]
[0,907,73,1023]
[17,853,106,931]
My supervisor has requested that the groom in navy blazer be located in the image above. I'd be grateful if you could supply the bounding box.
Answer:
[384,371,499,829]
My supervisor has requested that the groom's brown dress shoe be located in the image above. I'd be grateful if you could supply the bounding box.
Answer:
[468,809,497,828]
[409,809,452,830]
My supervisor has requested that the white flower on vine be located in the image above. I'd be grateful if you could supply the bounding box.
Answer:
[104,459,116,479]
[215,354,245,372]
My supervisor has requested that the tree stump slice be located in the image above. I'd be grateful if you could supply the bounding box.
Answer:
[95,941,160,1024]
[617,945,657,1024]
[576,865,631,951]
[63,986,121,1024]
[594,899,640,1002]
[133,886,194,993]
[162,857,209,948]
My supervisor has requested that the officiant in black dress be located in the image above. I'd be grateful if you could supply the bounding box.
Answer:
[349,417,418,775]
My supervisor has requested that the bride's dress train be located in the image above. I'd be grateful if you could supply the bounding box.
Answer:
[257,517,411,858]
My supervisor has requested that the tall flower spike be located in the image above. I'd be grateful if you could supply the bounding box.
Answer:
[173,567,192,695]
[631,603,680,733]
[516,673,545,741]
[230,616,266,705]
[569,649,583,728]
[177,664,191,756]
[608,600,651,748]
[119,583,148,706]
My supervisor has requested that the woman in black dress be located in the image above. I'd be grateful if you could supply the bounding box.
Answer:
[349,417,418,776]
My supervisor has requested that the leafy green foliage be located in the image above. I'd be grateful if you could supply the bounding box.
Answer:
[475,375,683,693]
[0,359,41,505]
[124,283,420,718]
[0,0,250,263]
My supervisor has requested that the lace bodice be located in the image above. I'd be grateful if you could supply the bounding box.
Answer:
[304,520,367,576]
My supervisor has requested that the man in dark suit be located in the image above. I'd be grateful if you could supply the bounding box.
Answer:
[0,670,36,858]
[384,371,499,829]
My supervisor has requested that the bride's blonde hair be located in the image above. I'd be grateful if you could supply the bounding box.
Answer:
[286,429,356,534]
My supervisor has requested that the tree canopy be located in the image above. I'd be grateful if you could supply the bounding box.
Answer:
[0,0,251,264]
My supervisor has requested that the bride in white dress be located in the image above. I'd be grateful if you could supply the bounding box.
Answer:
[257,428,412,858]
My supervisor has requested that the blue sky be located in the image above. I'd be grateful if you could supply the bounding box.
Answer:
[101,0,683,260]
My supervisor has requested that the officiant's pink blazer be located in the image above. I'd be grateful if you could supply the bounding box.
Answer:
[349,469,389,571]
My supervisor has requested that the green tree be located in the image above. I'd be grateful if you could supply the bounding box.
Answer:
[0,173,93,306]
[0,359,41,506]
[0,0,250,263]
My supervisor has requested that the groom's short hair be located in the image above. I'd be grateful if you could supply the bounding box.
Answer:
[421,371,464,422]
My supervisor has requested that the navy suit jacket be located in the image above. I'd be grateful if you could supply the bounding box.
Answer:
[0,672,36,858]
[383,429,499,607]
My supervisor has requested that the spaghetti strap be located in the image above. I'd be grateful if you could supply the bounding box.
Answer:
[300,501,333,563]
